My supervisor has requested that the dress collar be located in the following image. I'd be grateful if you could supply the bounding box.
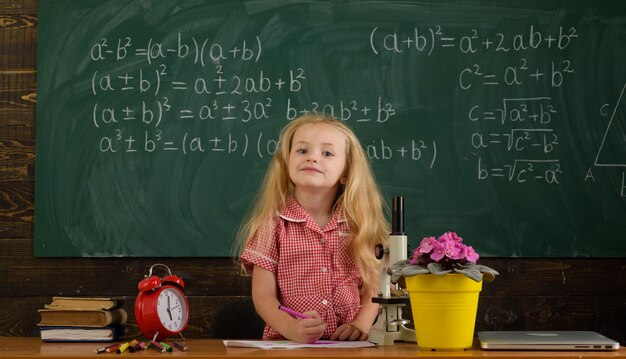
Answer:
[279,197,346,230]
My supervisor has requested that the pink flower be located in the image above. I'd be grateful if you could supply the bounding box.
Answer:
[413,232,480,263]
[418,236,437,254]
[464,245,479,262]
[443,239,462,259]
[439,231,463,243]
[392,232,497,283]
[429,241,447,262]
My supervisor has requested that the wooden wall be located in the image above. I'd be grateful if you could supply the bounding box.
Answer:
[0,0,624,344]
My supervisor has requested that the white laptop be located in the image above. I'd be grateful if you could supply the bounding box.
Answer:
[478,331,620,351]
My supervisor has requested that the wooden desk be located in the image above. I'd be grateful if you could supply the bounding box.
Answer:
[0,338,623,359]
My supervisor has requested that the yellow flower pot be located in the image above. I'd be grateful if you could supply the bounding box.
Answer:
[405,274,482,351]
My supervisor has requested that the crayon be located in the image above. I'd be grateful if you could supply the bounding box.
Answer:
[116,342,130,354]
[172,341,188,351]
[131,341,145,352]
[150,341,166,353]
[278,305,311,319]
[159,342,173,352]
[128,340,139,353]
[105,343,122,353]
[94,347,107,354]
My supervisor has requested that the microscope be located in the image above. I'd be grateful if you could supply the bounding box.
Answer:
[369,196,416,346]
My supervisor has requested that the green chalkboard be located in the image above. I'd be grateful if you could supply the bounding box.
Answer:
[35,0,626,257]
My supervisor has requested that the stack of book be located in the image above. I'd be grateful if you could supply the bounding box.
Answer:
[37,297,127,342]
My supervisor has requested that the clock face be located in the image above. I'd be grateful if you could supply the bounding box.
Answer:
[156,287,188,332]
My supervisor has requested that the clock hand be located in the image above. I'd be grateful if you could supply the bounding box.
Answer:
[166,295,173,320]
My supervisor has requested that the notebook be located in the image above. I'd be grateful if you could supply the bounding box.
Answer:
[478,331,620,351]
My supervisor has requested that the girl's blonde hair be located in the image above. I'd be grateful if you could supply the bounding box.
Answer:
[236,114,389,295]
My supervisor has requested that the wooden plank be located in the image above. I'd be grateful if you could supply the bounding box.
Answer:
[0,183,32,239]
[0,1,37,15]
[0,129,34,240]
[0,73,37,126]
[3,338,626,359]
[0,12,38,125]
[0,15,37,69]
[0,64,36,240]
[479,258,626,296]
[0,240,252,297]
[0,139,34,179]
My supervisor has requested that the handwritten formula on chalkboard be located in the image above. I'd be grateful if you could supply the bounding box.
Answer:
[35,0,626,257]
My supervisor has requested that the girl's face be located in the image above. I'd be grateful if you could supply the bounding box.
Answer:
[288,123,348,196]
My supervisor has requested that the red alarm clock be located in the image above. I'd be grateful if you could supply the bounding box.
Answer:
[135,263,189,341]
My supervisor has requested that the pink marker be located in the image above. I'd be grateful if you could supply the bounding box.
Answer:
[278,305,311,319]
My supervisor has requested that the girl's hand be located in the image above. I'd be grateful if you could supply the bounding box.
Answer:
[330,322,369,341]
[284,311,326,344]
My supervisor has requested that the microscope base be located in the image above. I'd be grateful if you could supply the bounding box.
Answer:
[369,325,416,346]
[369,301,416,346]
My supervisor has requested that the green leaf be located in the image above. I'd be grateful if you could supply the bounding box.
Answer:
[388,259,412,281]
[454,267,483,282]
[427,262,452,275]
[474,264,500,276]
[401,265,429,277]
[383,252,499,283]
[387,259,412,275]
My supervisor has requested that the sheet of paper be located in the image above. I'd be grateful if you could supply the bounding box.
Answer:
[223,340,377,349]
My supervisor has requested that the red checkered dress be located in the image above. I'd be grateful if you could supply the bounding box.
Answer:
[241,198,362,340]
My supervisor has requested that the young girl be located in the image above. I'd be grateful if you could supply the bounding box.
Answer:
[237,114,389,343]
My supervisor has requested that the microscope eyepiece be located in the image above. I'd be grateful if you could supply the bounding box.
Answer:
[391,196,405,235]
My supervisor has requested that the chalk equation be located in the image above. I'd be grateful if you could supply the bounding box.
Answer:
[90,33,263,66]
[87,33,411,163]
[97,129,437,166]
[370,25,578,56]
[469,96,562,184]
[83,21,624,194]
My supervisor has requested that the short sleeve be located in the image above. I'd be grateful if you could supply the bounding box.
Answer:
[240,218,281,274]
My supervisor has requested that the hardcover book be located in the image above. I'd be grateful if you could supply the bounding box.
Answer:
[39,325,125,342]
[37,308,128,327]
[44,297,122,311]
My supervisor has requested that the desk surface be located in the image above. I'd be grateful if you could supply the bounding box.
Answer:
[0,338,623,359]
